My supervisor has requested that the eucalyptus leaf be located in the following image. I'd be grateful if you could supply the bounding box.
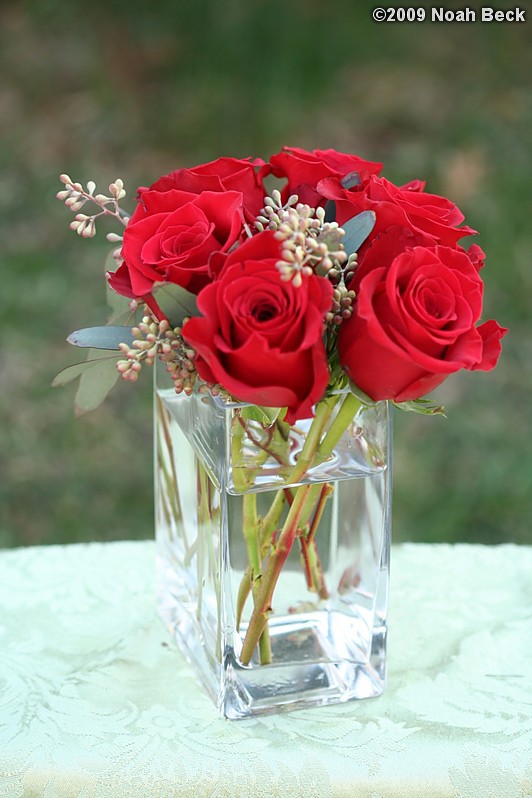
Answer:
[104,245,121,274]
[324,200,336,223]
[104,248,140,326]
[341,171,362,189]
[242,405,281,426]
[67,326,136,350]
[52,354,121,387]
[74,348,122,416]
[152,282,200,327]
[106,283,136,325]
[107,306,136,327]
[342,211,376,256]
[104,248,128,309]
[392,398,446,417]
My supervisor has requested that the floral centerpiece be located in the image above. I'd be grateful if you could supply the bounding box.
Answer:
[56,148,506,718]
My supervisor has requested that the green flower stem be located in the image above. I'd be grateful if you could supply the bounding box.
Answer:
[260,488,286,548]
[184,535,199,567]
[242,493,272,664]
[299,536,324,596]
[298,483,322,527]
[238,392,362,664]
[292,395,362,598]
[231,412,249,493]
[242,494,261,592]
[196,465,210,622]
[156,395,189,553]
[298,536,315,592]
[287,395,339,485]
[241,418,289,467]
[233,427,287,627]
[203,469,220,598]
[307,483,334,544]
[316,392,362,462]
[235,486,286,632]
[205,493,222,659]
[232,409,291,491]
[236,565,252,632]
[308,539,329,599]
[304,482,334,598]
[240,484,312,665]
[156,449,173,525]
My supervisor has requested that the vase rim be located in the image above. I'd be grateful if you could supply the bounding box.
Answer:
[209,386,356,412]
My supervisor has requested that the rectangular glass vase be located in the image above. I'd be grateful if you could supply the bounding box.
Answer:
[155,368,392,719]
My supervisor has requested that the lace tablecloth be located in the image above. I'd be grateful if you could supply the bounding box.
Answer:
[0,541,530,798]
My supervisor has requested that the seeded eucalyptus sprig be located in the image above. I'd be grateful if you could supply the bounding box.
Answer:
[255,191,348,288]
[254,194,376,337]
[116,314,199,395]
[57,175,129,256]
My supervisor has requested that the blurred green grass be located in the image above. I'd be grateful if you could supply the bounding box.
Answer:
[1,1,530,548]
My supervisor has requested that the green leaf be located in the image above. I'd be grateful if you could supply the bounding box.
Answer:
[341,171,362,189]
[67,326,135,350]
[152,282,199,327]
[74,348,122,416]
[392,398,447,417]
[104,247,139,325]
[324,199,336,223]
[242,405,282,425]
[106,285,135,324]
[52,354,120,387]
[107,307,136,327]
[54,247,133,413]
[52,350,122,415]
[342,211,376,256]
[348,380,376,407]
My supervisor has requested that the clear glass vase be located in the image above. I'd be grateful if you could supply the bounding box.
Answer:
[155,364,392,719]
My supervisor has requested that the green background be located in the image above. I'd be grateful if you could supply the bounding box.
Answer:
[1,1,530,548]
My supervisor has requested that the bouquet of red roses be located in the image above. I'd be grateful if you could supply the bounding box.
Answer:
[56,147,507,666]
[57,147,505,415]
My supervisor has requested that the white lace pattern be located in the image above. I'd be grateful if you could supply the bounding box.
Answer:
[1,542,530,797]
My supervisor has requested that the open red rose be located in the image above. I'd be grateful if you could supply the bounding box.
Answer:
[266,146,382,206]
[351,225,486,295]
[351,225,436,294]
[339,245,507,402]
[108,189,245,299]
[319,174,476,251]
[182,231,333,423]
[145,156,266,222]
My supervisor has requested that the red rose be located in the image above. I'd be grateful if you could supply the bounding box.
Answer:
[266,146,382,206]
[108,189,245,299]
[339,245,507,402]
[351,225,436,294]
[146,156,266,222]
[182,231,333,423]
[319,174,476,251]
[351,226,486,297]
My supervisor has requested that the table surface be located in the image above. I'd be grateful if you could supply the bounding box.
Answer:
[0,541,530,798]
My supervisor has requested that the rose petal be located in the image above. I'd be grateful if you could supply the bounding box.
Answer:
[471,320,508,370]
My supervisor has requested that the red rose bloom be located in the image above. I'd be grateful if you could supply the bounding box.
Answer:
[319,174,476,251]
[108,189,245,299]
[267,146,382,206]
[351,225,436,294]
[146,156,266,222]
[182,231,333,423]
[350,226,487,297]
[339,245,507,402]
